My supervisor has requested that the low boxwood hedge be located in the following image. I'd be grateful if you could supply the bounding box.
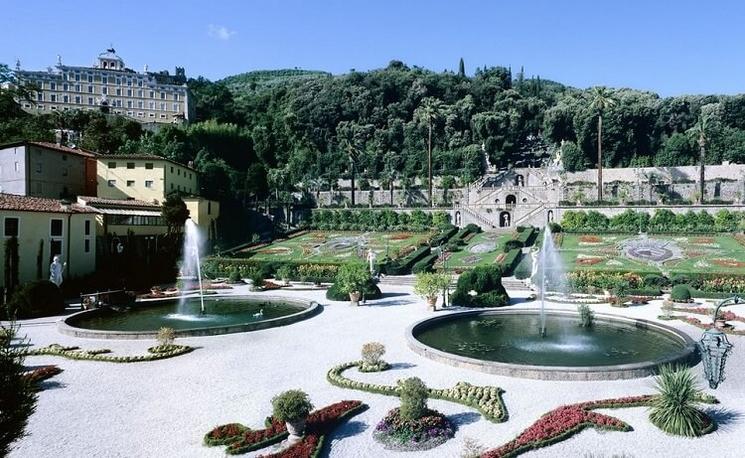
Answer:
[379,245,431,275]
[412,253,439,274]
[498,249,523,276]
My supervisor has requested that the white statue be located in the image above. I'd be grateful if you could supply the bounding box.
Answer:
[49,255,65,287]
[366,249,377,275]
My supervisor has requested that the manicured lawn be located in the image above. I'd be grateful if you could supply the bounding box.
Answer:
[558,233,745,275]
[439,232,513,270]
[243,230,432,264]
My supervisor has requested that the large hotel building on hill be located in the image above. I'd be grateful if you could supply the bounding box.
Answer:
[14,48,191,125]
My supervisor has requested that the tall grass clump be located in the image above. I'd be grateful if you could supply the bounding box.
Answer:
[649,365,709,437]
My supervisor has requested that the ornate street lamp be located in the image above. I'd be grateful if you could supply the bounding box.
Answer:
[698,296,738,389]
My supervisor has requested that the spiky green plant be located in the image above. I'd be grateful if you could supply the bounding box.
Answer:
[649,365,707,437]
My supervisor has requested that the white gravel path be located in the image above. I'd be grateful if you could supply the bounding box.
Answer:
[7,285,745,458]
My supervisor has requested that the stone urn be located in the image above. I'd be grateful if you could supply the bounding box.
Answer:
[426,296,437,310]
[349,291,362,306]
[285,418,306,441]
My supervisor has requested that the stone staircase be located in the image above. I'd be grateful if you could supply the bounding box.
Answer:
[501,278,532,291]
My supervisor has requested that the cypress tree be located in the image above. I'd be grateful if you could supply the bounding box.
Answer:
[458,58,465,78]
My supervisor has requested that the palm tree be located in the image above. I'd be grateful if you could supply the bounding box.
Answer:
[415,98,444,207]
[588,87,616,201]
[688,116,710,204]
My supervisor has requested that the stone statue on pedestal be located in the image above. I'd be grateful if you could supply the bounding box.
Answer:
[49,255,65,287]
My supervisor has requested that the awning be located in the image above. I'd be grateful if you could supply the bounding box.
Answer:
[95,208,162,217]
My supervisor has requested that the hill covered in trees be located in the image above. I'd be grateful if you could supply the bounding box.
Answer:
[4,59,745,205]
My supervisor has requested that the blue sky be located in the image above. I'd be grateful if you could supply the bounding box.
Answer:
[2,0,744,96]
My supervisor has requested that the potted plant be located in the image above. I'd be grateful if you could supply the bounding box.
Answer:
[335,262,371,306]
[414,272,451,310]
[271,389,314,441]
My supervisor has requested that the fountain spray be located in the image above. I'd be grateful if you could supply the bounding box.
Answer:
[182,219,206,315]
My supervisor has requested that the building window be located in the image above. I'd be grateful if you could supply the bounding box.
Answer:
[50,82,56,90]
[148,113,155,118]
[4,217,19,237]
[174,94,179,101]
[50,94,56,102]
[107,179,116,187]
[207,202,212,215]
[102,76,108,84]
[145,180,154,188]
[84,220,91,236]
[116,88,121,96]
[160,92,165,99]
[63,95,69,103]
[170,166,174,173]
[148,101,154,110]
[36,162,42,173]
[127,162,135,169]
[138,101,143,109]
[63,83,68,91]
[127,89,132,97]
[102,87,108,95]
[145,162,154,169]
[127,101,133,108]
[75,96,81,104]
[173,103,179,112]
[88,75,93,83]
[108,162,116,169]
[37,93,43,101]
[177,169,181,176]
[84,238,91,253]
[50,219,63,237]
[160,114,166,119]
[88,97,94,105]
[88,85,93,93]
[75,74,80,81]
[126,180,135,187]
[149,91,154,98]
[171,183,174,190]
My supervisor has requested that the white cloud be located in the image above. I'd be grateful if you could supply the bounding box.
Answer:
[208,24,236,41]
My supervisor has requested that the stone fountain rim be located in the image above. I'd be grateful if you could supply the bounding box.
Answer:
[406,308,698,381]
[57,294,322,340]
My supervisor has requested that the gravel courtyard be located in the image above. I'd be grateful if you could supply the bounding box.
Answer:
[9,284,745,458]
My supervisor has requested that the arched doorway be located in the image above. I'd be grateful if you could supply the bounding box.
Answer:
[454,211,462,226]
[499,211,511,228]
[514,175,525,187]
[547,210,554,223]
[506,194,517,208]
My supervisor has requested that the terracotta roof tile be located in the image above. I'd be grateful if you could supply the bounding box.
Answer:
[0,194,98,214]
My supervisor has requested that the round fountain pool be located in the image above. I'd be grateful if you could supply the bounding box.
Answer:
[408,309,697,380]
[59,296,321,339]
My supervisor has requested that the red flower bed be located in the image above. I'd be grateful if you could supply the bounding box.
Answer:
[23,365,62,386]
[579,235,602,243]
[483,396,653,458]
[262,280,285,290]
[205,400,366,456]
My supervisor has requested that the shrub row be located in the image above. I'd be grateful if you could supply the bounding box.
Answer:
[451,265,510,307]
[326,361,507,423]
[412,253,439,274]
[202,258,339,283]
[429,225,458,246]
[311,209,450,232]
[513,227,537,247]
[562,209,745,233]
[325,280,382,301]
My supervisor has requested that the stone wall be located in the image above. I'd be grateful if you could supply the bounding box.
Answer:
[314,188,464,207]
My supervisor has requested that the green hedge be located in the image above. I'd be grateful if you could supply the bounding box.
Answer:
[412,254,439,274]
[6,280,64,319]
[202,258,339,282]
[498,249,523,276]
[310,209,451,232]
[451,265,510,307]
[513,227,536,247]
[429,225,458,246]
[379,245,431,275]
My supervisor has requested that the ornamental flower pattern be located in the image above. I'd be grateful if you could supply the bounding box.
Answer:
[204,400,367,456]
[483,396,654,458]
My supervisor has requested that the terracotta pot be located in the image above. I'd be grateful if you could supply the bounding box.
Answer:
[285,418,306,439]
[349,291,362,306]
[427,296,437,310]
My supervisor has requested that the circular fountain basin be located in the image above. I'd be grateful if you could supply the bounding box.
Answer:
[59,295,321,339]
[407,309,697,380]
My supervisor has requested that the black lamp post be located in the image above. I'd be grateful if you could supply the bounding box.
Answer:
[698,296,737,389]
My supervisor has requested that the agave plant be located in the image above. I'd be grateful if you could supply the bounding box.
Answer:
[649,365,707,437]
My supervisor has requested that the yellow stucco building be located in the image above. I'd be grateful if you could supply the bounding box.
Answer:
[0,194,97,289]
[96,155,198,204]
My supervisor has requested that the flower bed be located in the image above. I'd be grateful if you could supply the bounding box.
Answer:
[204,400,367,456]
[327,361,507,423]
[21,343,194,363]
[483,395,718,457]
[373,407,454,451]
[22,365,63,387]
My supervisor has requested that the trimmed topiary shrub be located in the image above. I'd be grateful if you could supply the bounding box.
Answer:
[271,390,313,423]
[398,377,429,421]
[643,274,669,288]
[326,279,381,301]
[503,239,523,252]
[513,255,533,280]
[670,284,692,303]
[6,280,64,319]
[671,274,691,285]
[412,254,438,274]
[451,265,510,307]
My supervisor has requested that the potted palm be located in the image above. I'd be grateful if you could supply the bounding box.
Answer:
[414,272,451,310]
[271,389,314,441]
[335,262,372,306]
